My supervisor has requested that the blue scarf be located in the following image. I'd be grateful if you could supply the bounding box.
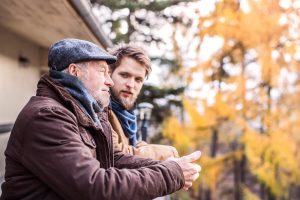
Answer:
[49,70,102,127]
[110,99,137,146]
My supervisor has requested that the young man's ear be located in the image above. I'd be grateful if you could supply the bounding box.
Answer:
[68,63,79,77]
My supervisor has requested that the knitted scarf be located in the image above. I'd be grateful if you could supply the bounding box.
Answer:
[110,99,137,146]
[49,70,102,127]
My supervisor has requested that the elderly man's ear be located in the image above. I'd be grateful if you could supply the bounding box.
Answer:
[68,63,80,77]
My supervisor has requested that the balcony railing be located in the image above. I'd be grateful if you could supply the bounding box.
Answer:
[0,123,13,134]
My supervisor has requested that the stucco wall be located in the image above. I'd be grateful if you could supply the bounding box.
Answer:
[0,27,42,124]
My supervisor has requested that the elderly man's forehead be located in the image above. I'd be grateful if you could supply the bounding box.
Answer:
[88,60,109,67]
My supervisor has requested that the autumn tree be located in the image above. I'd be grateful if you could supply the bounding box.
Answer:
[163,0,300,199]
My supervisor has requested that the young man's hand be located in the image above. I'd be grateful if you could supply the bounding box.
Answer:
[167,151,201,190]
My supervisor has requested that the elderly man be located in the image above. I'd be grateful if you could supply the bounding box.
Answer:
[108,44,178,161]
[1,38,201,200]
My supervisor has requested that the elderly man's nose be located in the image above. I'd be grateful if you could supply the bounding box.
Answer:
[105,74,114,87]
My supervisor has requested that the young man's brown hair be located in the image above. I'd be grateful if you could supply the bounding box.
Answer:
[109,44,152,78]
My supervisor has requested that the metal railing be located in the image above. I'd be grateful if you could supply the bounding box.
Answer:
[0,123,13,190]
[0,123,13,134]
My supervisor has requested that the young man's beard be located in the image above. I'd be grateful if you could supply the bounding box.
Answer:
[111,91,137,110]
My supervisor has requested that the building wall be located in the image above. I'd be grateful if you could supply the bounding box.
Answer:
[0,27,43,124]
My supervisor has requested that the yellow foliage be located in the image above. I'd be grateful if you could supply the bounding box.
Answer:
[182,98,216,128]
[242,128,269,167]
[243,126,300,197]
[242,185,261,200]
[162,116,192,155]
[197,151,242,191]
[214,93,234,119]
[165,0,300,198]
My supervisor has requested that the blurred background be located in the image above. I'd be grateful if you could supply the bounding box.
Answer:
[0,0,300,199]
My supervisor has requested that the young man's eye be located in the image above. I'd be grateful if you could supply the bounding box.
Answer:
[136,76,145,82]
[120,73,129,78]
[136,78,143,83]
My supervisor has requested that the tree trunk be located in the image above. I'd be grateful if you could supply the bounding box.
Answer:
[233,158,241,200]
[240,153,246,183]
[205,128,218,200]
[260,183,266,200]
[210,128,218,157]
[267,187,275,200]
[205,189,211,200]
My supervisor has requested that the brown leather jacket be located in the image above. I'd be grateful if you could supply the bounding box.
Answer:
[108,110,179,161]
[0,75,184,200]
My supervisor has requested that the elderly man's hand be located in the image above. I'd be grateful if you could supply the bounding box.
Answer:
[167,151,201,190]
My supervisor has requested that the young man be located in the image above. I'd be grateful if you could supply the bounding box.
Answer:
[1,38,201,200]
[108,44,179,160]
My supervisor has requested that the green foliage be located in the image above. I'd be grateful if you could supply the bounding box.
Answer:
[91,0,195,44]
[136,84,185,123]
[92,0,194,124]
[91,0,194,12]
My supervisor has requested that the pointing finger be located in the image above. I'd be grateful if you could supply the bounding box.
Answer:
[181,151,201,163]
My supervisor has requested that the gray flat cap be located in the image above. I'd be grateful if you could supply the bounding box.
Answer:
[48,38,117,71]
